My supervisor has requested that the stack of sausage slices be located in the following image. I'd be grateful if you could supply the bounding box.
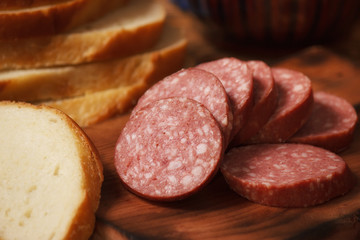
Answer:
[114,57,358,208]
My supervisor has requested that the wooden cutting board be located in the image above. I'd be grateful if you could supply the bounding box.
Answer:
[84,46,360,240]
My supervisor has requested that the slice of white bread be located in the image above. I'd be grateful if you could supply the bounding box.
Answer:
[0,24,183,102]
[0,0,69,10]
[41,26,187,126]
[0,0,128,39]
[0,0,165,70]
[0,101,103,240]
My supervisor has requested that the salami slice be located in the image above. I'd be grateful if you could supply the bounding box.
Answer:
[221,144,355,207]
[249,67,313,143]
[288,91,358,152]
[115,97,224,201]
[196,57,253,139]
[230,60,278,146]
[132,68,233,145]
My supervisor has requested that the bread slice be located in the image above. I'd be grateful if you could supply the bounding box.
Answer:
[0,23,180,102]
[0,101,103,240]
[41,26,187,126]
[0,0,69,10]
[0,0,165,70]
[0,0,128,39]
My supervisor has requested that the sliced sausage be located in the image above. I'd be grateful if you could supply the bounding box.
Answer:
[230,60,278,146]
[115,97,224,201]
[221,144,355,207]
[249,67,313,143]
[288,91,358,152]
[132,68,233,146]
[196,57,253,140]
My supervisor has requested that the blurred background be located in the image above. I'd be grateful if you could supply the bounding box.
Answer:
[168,0,360,66]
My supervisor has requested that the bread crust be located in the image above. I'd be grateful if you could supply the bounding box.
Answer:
[0,25,177,104]
[0,0,69,10]
[41,27,187,126]
[0,101,104,240]
[0,0,164,70]
[57,104,104,240]
[0,0,128,39]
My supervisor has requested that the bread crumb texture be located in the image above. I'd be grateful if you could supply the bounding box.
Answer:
[0,101,103,240]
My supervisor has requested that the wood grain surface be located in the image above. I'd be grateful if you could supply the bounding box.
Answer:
[85,1,360,239]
